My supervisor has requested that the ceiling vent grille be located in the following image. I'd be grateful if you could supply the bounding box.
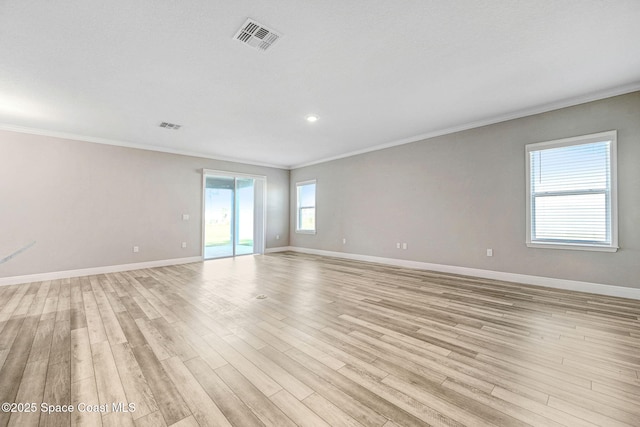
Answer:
[159,122,181,130]
[234,18,281,52]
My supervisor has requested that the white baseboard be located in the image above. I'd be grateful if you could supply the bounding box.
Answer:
[264,246,293,253]
[4,248,638,301]
[280,247,640,301]
[0,256,202,287]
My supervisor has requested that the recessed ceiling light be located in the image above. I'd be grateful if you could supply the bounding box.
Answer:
[306,115,319,123]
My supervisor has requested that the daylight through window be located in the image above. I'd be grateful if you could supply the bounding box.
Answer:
[526,131,617,252]
[296,180,316,233]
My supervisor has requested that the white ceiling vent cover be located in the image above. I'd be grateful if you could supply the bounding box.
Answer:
[234,18,281,52]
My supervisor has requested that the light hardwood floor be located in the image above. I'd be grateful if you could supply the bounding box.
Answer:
[1,252,639,426]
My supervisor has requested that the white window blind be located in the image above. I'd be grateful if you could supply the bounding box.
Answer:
[526,131,617,252]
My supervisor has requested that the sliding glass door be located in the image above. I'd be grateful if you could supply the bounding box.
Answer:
[235,178,255,256]
[204,176,235,258]
[203,171,265,259]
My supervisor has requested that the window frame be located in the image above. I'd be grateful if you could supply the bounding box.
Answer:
[295,179,317,234]
[525,130,618,252]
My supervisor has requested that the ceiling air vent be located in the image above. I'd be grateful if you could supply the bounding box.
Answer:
[159,122,181,130]
[234,18,281,52]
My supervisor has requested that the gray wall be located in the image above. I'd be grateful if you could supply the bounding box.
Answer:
[290,92,640,289]
[0,131,290,277]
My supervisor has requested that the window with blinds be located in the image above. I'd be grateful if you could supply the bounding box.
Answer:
[525,131,618,252]
[296,180,316,234]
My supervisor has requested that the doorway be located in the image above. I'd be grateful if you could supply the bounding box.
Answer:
[202,170,266,259]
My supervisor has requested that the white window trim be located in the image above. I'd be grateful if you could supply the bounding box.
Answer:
[296,179,317,234]
[525,130,618,252]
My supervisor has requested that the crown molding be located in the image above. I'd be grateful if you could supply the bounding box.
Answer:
[289,82,640,169]
[2,83,638,171]
[0,124,288,170]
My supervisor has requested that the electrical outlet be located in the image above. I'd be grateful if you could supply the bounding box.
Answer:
[342,238,346,244]
[182,214,190,221]
[402,243,408,250]
[133,246,139,253]
[182,242,187,248]
[486,248,493,257]
[396,242,401,249]
[276,234,280,240]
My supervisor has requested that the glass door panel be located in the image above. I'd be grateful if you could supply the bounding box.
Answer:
[235,178,255,256]
[204,176,234,259]
[203,171,265,259]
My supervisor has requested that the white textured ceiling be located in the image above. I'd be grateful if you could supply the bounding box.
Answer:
[1,0,639,169]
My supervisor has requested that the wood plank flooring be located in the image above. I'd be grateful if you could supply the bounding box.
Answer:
[0,251,639,426]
